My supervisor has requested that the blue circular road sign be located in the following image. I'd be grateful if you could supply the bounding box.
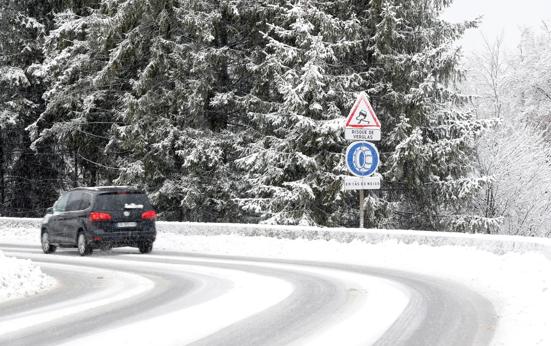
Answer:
[346,141,379,177]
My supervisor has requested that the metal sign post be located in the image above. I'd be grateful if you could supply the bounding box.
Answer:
[359,189,365,228]
[343,92,382,228]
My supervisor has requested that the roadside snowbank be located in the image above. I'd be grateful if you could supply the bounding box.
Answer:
[0,250,54,302]
[2,217,551,257]
[157,221,551,258]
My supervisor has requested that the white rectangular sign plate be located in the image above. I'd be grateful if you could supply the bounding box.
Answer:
[116,222,137,228]
[345,128,381,141]
[343,176,381,190]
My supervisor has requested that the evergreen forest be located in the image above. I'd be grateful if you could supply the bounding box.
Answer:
[2,0,549,235]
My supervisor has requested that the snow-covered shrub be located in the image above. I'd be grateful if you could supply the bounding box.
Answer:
[466,27,551,236]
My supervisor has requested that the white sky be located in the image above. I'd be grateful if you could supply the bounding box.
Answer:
[442,0,551,53]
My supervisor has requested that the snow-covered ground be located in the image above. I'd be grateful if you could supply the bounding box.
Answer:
[1,217,551,345]
[0,249,54,302]
[154,235,551,346]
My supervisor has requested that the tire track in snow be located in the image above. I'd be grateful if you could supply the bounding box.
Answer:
[0,246,294,345]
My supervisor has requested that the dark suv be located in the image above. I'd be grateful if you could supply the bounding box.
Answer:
[41,186,157,256]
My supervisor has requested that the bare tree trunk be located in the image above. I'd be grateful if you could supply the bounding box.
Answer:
[0,131,5,213]
[73,148,78,187]
[90,167,97,187]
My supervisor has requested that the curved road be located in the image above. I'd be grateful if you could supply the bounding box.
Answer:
[0,243,496,345]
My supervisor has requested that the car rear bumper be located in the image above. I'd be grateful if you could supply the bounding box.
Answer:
[87,230,156,248]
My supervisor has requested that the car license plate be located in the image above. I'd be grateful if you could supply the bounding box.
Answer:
[117,222,137,228]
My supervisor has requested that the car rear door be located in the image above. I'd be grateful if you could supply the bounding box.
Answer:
[56,191,77,244]
[94,192,152,231]
[63,191,90,245]
[48,192,70,243]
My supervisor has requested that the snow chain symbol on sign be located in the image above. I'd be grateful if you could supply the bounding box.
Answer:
[345,141,379,177]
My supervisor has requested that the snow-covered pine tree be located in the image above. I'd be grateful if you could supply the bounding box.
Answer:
[233,0,494,230]
[0,1,60,216]
[233,0,364,226]
[365,0,497,231]
[27,1,118,189]
[107,0,257,221]
[34,0,257,221]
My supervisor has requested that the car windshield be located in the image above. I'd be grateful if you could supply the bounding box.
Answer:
[95,192,152,211]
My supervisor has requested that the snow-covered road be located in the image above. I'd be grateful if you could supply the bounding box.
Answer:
[0,243,496,346]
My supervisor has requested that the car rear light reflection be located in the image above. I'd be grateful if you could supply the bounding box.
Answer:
[89,212,112,222]
[141,210,157,220]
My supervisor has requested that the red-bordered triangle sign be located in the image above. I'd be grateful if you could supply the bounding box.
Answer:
[345,92,381,129]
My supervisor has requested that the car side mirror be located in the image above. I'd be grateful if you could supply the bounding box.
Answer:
[46,207,53,215]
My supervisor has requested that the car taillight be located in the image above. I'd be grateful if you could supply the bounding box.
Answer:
[141,210,157,220]
[89,212,112,222]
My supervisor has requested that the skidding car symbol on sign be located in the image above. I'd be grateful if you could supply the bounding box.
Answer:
[344,92,382,141]
[356,110,370,124]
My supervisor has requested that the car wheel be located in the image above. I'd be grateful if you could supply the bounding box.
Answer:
[41,232,57,254]
[138,242,153,254]
[77,232,92,256]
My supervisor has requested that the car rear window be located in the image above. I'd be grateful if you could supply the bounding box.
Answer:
[94,192,153,211]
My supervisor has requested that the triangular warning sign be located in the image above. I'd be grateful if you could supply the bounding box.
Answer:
[345,92,381,129]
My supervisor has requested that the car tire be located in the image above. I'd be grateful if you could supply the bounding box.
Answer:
[41,232,57,254]
[77,232,92,256]
[138,242,153,254]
